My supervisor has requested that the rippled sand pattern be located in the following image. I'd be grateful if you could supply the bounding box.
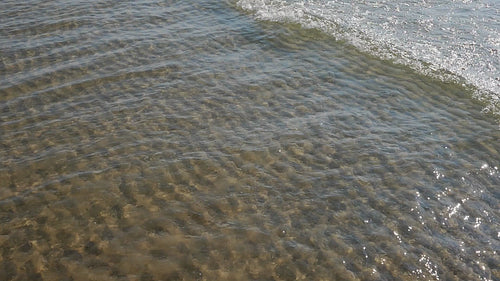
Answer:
[1,1,499,280]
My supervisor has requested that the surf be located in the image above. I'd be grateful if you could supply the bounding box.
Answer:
[237,0,500,116]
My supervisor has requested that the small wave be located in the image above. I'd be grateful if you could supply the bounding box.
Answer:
[237,0,500,116]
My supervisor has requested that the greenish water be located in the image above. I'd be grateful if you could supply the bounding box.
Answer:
[0,1,498,280]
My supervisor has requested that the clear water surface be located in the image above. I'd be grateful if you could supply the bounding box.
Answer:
[0,0,499,280]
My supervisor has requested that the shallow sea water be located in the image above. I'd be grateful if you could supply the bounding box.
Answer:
[0,0,499,280]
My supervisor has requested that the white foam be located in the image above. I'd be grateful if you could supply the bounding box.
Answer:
[238,0,500,115]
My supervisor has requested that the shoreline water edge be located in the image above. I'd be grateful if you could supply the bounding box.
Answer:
[0,0,499,280]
